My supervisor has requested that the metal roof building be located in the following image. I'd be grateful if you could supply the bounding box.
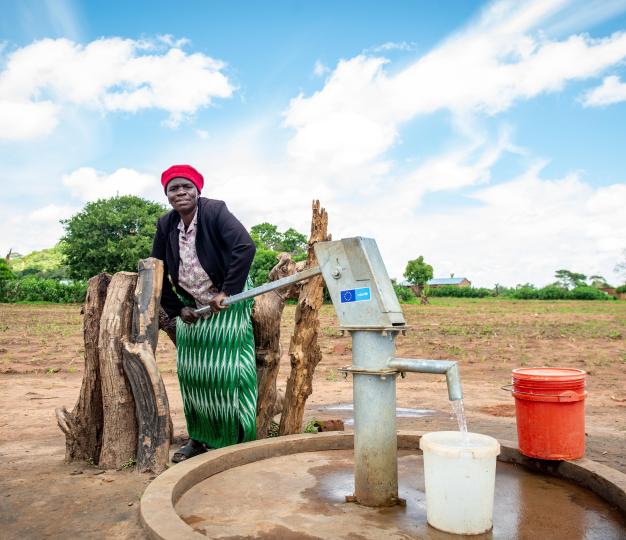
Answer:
[427,277,471,286]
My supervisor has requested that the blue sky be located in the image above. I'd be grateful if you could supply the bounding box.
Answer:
[1,0,626,287]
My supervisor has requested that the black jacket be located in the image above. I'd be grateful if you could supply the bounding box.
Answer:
[151,197,256,318]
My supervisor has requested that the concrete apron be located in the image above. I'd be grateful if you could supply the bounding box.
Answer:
[140,431,626,540]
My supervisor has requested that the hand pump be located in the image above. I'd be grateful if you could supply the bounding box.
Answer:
[195,237,463,507]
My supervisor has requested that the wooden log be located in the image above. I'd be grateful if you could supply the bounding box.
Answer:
[130,258,162,350]
[279,201,330,435]
[252,253,300,439]
[122,258,172,473]
[122,342,171,472]
[55,273,110,462]
[98,271,138,469]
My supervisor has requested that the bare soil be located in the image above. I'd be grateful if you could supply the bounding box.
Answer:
[1,300,625,539]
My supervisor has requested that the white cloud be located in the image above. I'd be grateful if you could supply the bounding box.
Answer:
[284,0,626,169]
[286,56,395,170]
[157,34,191,49]
[0,36,234,140]
[359,164,626,288]
[313,60,329,77]
[62,167,157,201]
[397,127,517,206]
[0,100,59,140]
[365,41,416,53]
[28,203,77,222]
[582,75,626,106]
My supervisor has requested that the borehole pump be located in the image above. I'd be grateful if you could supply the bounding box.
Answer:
[195,237,463,507]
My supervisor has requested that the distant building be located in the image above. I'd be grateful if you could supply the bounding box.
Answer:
[599,287,616,296]
[427,277,471,288]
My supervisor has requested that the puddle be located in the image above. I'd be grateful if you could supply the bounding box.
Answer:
[316,403,436,426]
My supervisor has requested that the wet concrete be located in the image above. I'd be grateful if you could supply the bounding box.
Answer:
[315,402,438,426]
[175,449,626,539]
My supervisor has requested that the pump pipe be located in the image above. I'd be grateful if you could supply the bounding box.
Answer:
[387,358,463,401]
[194,265,322,316]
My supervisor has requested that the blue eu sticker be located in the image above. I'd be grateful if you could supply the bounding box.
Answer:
[340,287,371,303]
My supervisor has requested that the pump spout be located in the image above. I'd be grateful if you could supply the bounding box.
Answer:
[387,358,463,401]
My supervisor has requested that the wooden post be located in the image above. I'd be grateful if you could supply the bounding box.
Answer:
[56,273,110,462]
[98,271,138,469]
[252,253,301,438]
[122,258,172,473]
[279,200,330,435]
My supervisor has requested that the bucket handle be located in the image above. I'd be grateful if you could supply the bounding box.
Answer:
[501,384,585,402]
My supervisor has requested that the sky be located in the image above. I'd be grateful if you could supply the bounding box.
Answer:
[1,0,626,287]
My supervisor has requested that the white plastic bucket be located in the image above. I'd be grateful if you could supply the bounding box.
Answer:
[419,431,500,535]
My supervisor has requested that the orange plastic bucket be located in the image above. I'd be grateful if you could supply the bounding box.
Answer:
[511,368,586,460]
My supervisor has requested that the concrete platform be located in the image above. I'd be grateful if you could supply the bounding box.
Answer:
[141,432,626,540]
[176,449,625,539]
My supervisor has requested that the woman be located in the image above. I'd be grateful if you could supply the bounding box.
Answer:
[151,164,257,462]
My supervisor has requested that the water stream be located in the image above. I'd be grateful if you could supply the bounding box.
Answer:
[451,399,470,445]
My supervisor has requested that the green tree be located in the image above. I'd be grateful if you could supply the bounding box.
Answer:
[403,256,434,295]
[250,223,307,257]
[0,259,15,282]
[250,223,283,251]
[61,196,166,279]
[248,222,308,286]
[588,275,609,288]
[10,243,69,279]
[249,248,279,287]
[279,227,307,256]
[554,269,587,289]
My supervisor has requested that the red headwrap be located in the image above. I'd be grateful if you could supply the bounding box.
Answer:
[161,164,204,193]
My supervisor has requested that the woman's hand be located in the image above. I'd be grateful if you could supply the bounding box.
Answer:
[180,306,200,324]
[208,292,229,313]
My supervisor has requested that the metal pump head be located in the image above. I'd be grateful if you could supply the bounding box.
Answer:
[314,237,406,329]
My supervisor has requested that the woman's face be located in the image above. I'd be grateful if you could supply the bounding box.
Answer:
[166,177,199,213]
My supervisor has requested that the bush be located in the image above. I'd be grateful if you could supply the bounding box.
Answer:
[16,266,70,280]
[428,286,492,298]
[0,259,15,282]
[616,284,626,294]
[393,284,416,303]
[569,286,608,300]
[0,278,87,303]
[537,285,569,300]
[507,284,608,300]
[508,286,539,299]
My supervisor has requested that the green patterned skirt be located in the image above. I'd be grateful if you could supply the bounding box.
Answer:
[175,291,256,448]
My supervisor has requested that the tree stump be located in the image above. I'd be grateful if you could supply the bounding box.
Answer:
[98,271,138,469]
[56,273,110,462]
[279,200,330,435]
[253,253,301,438]
[122,258,172,473]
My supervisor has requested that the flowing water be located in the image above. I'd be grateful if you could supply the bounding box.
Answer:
[451,399,471,445]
